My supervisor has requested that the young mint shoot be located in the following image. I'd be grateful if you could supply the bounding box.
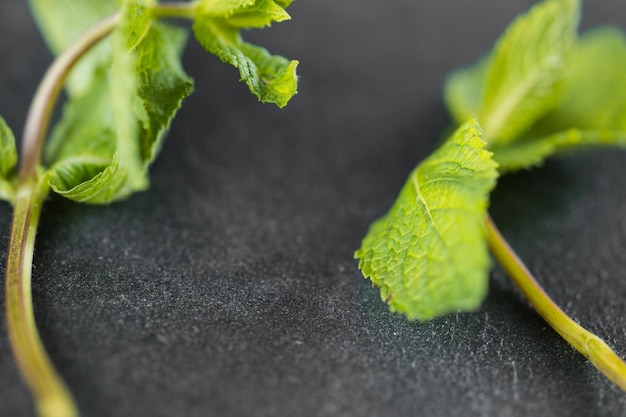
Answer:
[1,1,298,416]
[356,0,626,391]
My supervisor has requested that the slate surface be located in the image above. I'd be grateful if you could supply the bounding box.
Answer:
[1,1,626,416]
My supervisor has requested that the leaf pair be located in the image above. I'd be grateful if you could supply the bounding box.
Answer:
[0,0,299,206]
[356,0,626,320]
[445,0,626,171]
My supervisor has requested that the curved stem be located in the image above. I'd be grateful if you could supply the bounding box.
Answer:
[8,3,200,416]
[8,13,121,417]
[485,214,626,391]
[5,178,74,417]
[19,12,120,183]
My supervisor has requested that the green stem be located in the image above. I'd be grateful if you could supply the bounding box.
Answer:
[7,3,199,416]
[5,178,73,417]
[485,214,626,391]
[8,13,120,417]
[19,13,120,184]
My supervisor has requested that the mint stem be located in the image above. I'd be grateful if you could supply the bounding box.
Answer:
[485,214,626,391]
[5,179,75,417]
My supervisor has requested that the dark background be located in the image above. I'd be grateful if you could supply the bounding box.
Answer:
[1,1,626,416]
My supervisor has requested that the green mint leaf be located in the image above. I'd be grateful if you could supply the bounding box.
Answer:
[355,120,499,321]
[529,27,626,134]
[272,0,295,8]
[222,0,291,29]
[490,130,626,172]
[47,0,193,203]
[478,0,580,144]
[199,0,291,28]
[192,3,298,107]
[45,69,121,202]
[0,116,18,202]
[444,54,491,125]
[45,69,116,164]
[491,27,626,171]
[27,0,119,96]
[197,0,257,17]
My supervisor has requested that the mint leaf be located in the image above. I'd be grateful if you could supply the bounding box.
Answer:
[199,0,291,28]
[197,0,257,17]
[222,0,291,29]
[478,0,580,144]
[45,69,122,202]
[0,116,18,202]
[47,0,193,203]
[491,27,626,171]
[355,120,499,321]
[27,0,118,52]
[45,69,116,164]
[27,0,119,96]
[491,130,626,172]
[193,1,298,107]
[273,0,295,8]
[529,27,626,134]
[444,54,491,125]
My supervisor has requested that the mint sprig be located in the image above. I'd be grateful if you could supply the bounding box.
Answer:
[357,0,626,392]
[0,1,299,415]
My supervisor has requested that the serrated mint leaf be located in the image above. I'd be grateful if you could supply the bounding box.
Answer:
[45,69,117,164]
[193,17,298,107]
[47,153,128,203]
[491,130,626,172]
[531,27,626,134]
[198,0,257,17]
[355,120,499,321]
[0,116,18,202]
[27,0,119,96]
[479,0,580,145]
[273,0,295,8]
[47,0,193,204]
[444,54,491,125]
[491,26,626,171]
[45,69,120,201]
[222,0,291,29]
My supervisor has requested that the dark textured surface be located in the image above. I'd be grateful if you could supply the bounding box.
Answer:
[1,1,626,416]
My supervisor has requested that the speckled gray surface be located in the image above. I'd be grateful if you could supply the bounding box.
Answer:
[1,1,626,416]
